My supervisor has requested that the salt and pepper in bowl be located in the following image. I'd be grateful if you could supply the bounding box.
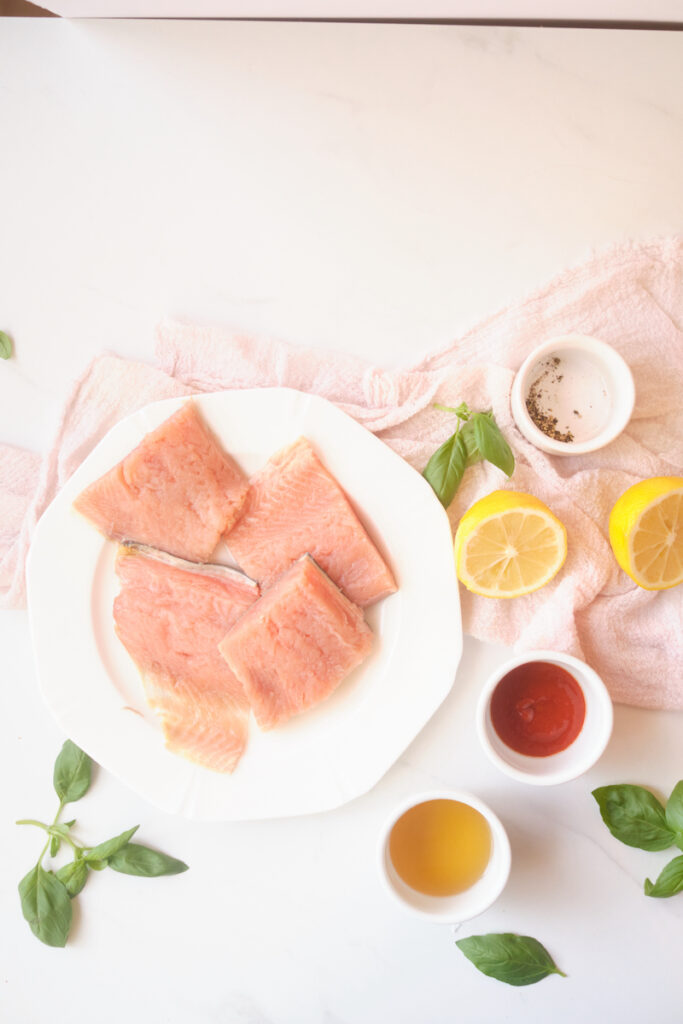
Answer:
[510,334,635,456]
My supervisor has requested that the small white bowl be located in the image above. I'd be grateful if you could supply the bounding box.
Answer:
[476,650,613,786]
[510,334,635,456]
[377,789,511,923]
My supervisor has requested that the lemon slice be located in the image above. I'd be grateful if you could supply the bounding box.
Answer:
[609,477,683,590]
[454,490,567,598]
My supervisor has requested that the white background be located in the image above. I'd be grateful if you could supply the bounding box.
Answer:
[1,20,683,1024]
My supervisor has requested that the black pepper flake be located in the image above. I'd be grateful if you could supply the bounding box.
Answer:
[525,357,575,443]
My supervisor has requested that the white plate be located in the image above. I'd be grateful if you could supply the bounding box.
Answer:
[27,389,462,820]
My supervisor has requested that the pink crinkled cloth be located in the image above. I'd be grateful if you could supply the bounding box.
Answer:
[2,237,682,709]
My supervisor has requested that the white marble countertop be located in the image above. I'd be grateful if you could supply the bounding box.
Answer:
[1,20,682,1024]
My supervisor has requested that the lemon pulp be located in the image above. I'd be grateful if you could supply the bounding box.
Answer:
[454,490,567,598]
[609,477,683,590]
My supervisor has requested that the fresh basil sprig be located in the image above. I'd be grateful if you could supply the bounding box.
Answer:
[593,780,683,900]
[423,402,514,508]
[0,330,12,359]
[456,933,566,986]
[17,739,188,947]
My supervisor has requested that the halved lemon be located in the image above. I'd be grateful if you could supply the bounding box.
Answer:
[454,490,567,598]
[609,477,683,590]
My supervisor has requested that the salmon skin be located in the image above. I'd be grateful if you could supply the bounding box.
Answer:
[119,542,253,585]
[74,401,249,563]
[219,554,373,731]
[114,544,259,773]
[225,437,397,607]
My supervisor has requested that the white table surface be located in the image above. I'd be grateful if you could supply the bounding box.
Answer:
[1,20,682,1024]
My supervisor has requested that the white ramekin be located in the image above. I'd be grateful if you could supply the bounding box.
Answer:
[510,334,635,456]
[377,789,511,923]
[476,650,613,786]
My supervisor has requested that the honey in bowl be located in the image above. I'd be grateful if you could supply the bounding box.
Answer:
[388,799,492,897]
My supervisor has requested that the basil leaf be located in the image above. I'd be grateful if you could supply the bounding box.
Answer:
[107,843,188,877]
[665,781,683,836]
[87,859,108,871]
[86,826,139,862]
[50,835,60,858]
[592,785,675,851]
[458,420,484,468]
[18,865,72,947]
[423,431,468,508]
[644,855,683,898]
[472,412,515,477]
[53,740,92,804]
[56,859,89,898]
[456,933,565,986]
[0,331,12,359]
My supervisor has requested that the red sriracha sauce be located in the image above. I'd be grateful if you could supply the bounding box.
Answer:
[490,661,586,757]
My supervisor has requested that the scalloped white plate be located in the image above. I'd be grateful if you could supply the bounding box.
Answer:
[27,388,461,820]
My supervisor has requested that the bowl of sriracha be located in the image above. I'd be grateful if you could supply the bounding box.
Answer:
[476,650,613,786]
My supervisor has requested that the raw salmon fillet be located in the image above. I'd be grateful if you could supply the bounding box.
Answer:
[74,402,249,562]
[114,544,260,773]
[218,555,373,730]
[225,437,397,607]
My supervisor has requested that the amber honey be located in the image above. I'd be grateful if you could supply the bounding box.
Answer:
[388,798,492,897]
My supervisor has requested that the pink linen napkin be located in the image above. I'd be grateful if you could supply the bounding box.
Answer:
[2,237,682,710]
